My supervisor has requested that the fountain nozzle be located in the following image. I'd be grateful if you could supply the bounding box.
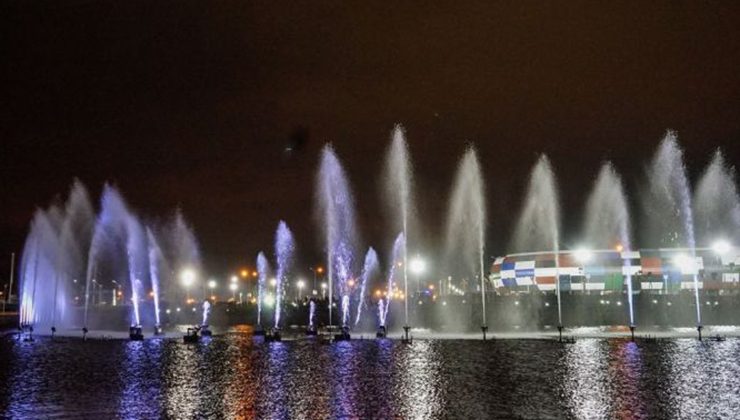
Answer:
[481,325,488,341]
[697,325,704,341]
[629,325,635,341]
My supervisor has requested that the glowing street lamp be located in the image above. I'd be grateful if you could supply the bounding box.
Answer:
[180,269,196,300]
[321,282,327,299]
[712,240,732,256]
[230,275,238,283]
[410,256,426,293]
[574,248,593,263]
[229,282,238,300]
[208,280,217,289]
[270,278,277,287]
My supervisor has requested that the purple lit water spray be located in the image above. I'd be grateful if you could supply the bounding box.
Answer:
[355,248,379,326]
[146,229,163,326]
[316,145,358,328]
[256,252,269,327]
[274,221,295,329]
[309,300,316,328]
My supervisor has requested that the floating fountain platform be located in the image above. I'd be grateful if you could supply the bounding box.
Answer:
[129,326,144,341]
[305,325,318,336]
[183,327,200,343]
[376,326,387,338]
[334,326,351,341]
[265,329,282,342]
[200,325,212,337]
[153,325,164,336]
[401,326,412,344]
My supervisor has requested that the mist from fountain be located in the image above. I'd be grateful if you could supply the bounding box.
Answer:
[645,132,701,325]
[512,155,561,325]
[383,125,415,328]
[164,210,201,304]
[274,221,295,329]
[355,247,379,326]
[445,147,487,330]
[583,162,634,324]
[694,149,740,246]
[316,145,358,327]
[256,251,269,327]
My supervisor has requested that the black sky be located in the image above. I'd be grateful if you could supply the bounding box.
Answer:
[2,1,740,279]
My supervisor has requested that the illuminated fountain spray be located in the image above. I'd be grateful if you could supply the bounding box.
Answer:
[309,300,316,328]
[202,300,211,326]
[583,162,634,337]
[645,132,702,337]
[274,221,295,329]
[512,155,560,336]
[379,233,404,329]
[86,185,147,330]
[355,247,379,326]
[20,211,60,329]
[383,125,415,338]
[146,229,164,329]
[694,149,740,246]
[20,181,93,334]
[316,145,357,329]
[256,252,269,328]
[446,147,488,339]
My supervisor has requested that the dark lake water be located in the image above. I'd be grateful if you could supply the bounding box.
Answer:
[1,331,740,419]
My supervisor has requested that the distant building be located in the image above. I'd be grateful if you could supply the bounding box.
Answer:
[490,248,740,294]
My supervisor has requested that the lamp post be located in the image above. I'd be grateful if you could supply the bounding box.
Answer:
[229,282,238,300]
[297,279,305,300]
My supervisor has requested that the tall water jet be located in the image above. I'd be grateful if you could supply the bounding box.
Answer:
[583,163,635,328]
[382,125,416,332]
[309,300,316,329]
[20,181,95,332]
[256,252,269,329]
[644,132,701,332]
[57,181,95,328]
[274,221,295,329]
[315,145,358,329]
[202,300,211,326]
[146,229,165,329]
[511,155,561,331]
[694,150,740,246]
[85,185,147,329]
[379,233,404,329]
[355,247,379,326]
[20,210,61,328]
[445,147,487,338]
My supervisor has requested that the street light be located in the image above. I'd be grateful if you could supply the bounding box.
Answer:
[410,256,426,293]
[181,269,196,300]
[270,278,277,287]
[229,282,238,300]
[712,240,732,255]
[321,282,327,299]
[574,248,593,263]
[208,280,217,289]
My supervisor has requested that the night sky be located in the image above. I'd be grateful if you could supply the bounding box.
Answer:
[2,1,740,280]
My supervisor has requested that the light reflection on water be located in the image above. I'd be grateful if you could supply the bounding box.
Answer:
[2,335,740,418]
